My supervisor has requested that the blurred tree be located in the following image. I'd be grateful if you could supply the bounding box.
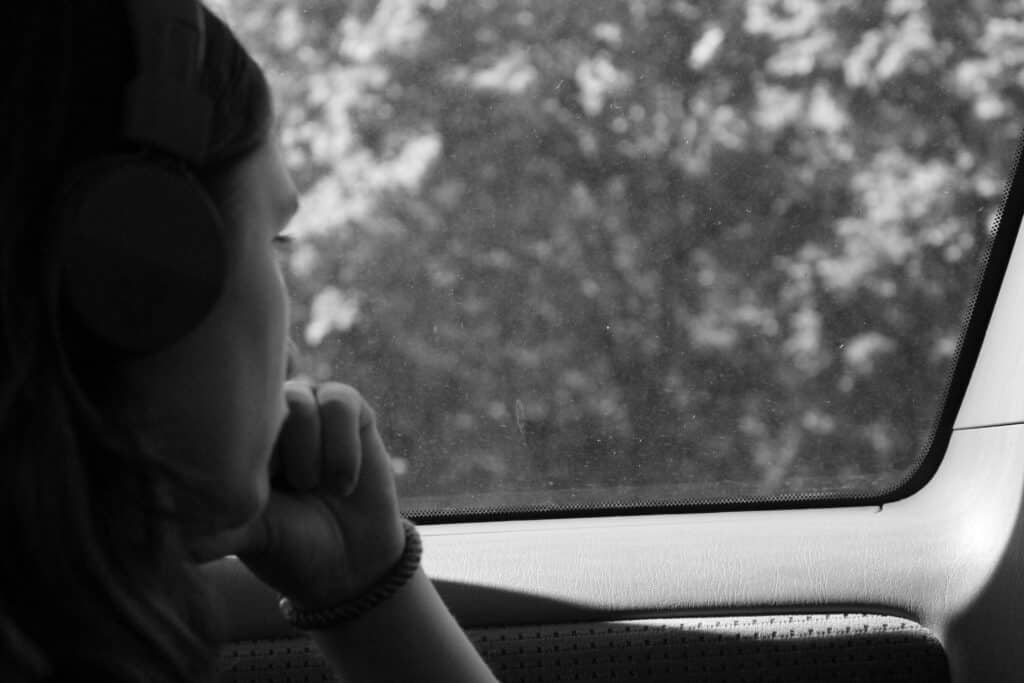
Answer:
[213,0,1022,510]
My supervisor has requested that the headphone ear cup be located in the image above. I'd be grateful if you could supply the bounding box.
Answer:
[58,157,227,354]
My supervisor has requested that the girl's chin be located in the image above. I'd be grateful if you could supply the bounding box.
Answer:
[205,473,271,532]
[234,472,272,524]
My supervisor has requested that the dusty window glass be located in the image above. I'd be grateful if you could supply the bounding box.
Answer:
[214,0,1020,516]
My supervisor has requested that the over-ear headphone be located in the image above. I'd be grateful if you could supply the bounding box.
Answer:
[58,0,226,355]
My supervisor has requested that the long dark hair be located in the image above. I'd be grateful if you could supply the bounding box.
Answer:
[0,1,273,679]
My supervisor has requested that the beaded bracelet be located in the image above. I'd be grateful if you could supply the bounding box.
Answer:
[278,518,422,630]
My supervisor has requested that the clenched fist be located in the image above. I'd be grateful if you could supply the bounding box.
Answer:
[195,381,406,609]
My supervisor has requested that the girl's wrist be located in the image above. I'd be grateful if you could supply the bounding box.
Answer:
[278,518,422,629]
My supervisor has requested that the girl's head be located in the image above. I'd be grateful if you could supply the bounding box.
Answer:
[1,0,295,677]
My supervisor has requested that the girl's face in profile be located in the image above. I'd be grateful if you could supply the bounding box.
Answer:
[122,139,299,539]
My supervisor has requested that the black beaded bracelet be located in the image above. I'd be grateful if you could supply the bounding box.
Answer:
[278,518,422,630]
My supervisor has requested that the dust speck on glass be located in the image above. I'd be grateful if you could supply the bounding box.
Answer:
[207,0,1019,518]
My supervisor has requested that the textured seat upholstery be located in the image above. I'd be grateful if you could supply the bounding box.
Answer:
[217,613,948,682]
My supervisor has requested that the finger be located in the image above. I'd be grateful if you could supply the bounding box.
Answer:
[349,402,401,509]
[317,382,365,496]
[277,381,322,491]
[359,408,390,480]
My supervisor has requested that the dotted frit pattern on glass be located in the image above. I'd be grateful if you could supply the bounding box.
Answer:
[217,613,949,683]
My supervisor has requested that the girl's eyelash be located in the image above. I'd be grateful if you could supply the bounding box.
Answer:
[273,234,295,247]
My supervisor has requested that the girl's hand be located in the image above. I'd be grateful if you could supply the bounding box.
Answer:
[197,381,406,608]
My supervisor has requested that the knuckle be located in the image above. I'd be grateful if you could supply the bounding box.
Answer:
[316,382,364,415]
[319,381,362,401]
[284,380,317,407]
[361,402,377,429]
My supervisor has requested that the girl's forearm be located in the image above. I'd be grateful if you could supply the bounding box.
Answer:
[309,568,499,682]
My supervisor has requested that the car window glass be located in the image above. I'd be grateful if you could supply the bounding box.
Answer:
[212,0,1022,517]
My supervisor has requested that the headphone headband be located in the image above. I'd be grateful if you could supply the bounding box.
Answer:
[57,0,226,354]
[121,0,212,164]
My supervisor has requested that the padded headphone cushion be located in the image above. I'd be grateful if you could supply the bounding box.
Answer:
[59,157,227,354]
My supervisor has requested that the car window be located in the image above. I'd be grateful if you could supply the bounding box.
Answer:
[211,0,1022,519]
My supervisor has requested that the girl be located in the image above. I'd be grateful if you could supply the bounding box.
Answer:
[0,1,497,680]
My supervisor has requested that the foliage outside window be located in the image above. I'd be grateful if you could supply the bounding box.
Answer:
[211,0,1019,514]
